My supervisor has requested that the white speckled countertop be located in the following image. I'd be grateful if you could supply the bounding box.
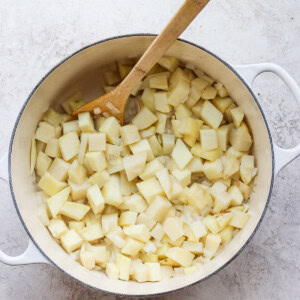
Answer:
[0,0,300,299]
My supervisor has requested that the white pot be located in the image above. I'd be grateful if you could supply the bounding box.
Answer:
[1,35,300,297]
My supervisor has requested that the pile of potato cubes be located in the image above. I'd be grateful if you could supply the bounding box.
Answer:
[30,56,256,282]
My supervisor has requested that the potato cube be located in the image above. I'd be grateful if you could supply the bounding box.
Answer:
[133,263,149,282]
[149,72,169,90]
[137,178,164,204]
[201,86,217,100]
[200,129,218,151]
[231,107,244,128]
[156,112,168,134]
[59,132,80,161]
[102,174,123,207]
[107,157,124,174]
[145,262,161,282]
[104,70,120,85]
[67,159,87,185]
[63,121,81,135]
[61,229,83,253]
[47,219,68,239]
[116,253,131,281]
[191,143,223,161]
[105,144,121,161]
[154,92,172,113]
[200,101,223,129]
[178,117,199,138]
[171,138,193,170]
[169,67,189,88]
[46,186,70,217]
[230,211,250,229]
[35,151,52,177]
[120,124,141,145]
[187,157,203,173]
[99,117,121,144]
[203,159,223,180]
[102,213,118,234]
[60,201,90,221]
[221,154,240,179]
[158,56,179,71]
[190,220,207,240]
[130,139,154,162]
[240,155,255,184]
[36,140,46,153]
[85,151,107,172]
[140,126,156,139]
[45,138,61,158]
[88,171,110,189]
[136,212,156,231]
[35,122,55,144]
[163,217,184,242]
[86,184,105,214]
[209,181,227,198]
[166,247,194,267]
[150,223,164,241]
[118,62,133,79]
[161,134,175,155]
[106,262,119,280]
[187,183,211,211]
[146,195,172,222]
[132,107,158,130]
[219,226,234,244]
[204,234,221,256]
[172,119,183,138]
[141,88,155,111]
[228,185,243,206]
[125,194,148,213]
[38,172,67,196]
[87,133,106,152]
[148,135,163,156]
[123,224,150,243]
[47,158,70,181]
[182,241,203,255]
[122,238,144,256]
[42,108,63,127]
[191,100,204,118]
[168,79,190,107]
[120,171,137,195]
[171,169,191,187]
[229,122,253,152]
[69,221,85,232]
[217,124,233,152]
[106,228,126,248]
[175,104,193,120]
[123,152,147,181]
[216,213,232,231]
[203,216,221,234]
[212,97,233,114]
[213,191,232,213]
[78,112,95,133]
[139,158,164,180]
[68,179,91,201]
[155,168,173,199]
[79,223,104,241]
[80,247,95,270]
[119,211,138,226]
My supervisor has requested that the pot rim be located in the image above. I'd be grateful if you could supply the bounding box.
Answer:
[8,33,275,297]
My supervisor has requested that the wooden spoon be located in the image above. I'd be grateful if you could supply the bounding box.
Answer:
[70,0,211,124]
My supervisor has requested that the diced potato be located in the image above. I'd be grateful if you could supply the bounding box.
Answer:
[148,135,163,156]
[228,185,243,206]
[46,186,70,217]
[68,179,91,201]
[107,157,124,174]
[162,134,175,155]
[104,70,120,85]
[219,226,234,244]
[182,241,203,255]
[146,195,172,222]
[216,213,232,231]
[106,262,119,280]
[67,159,87,185]
[154,92,172,113]
[120,124,141,146]
[190,220,207,240]
[230,210,250,229]
[88,171,110,189]
[229,122,253,152]
[35,151,52,177]
[178,117,199,138]
[59,132,80,161]
[48,218,68,239]
[35,122,55,144]
[86,184,105,214]
[85,151,107,172]
[69,221,85,232]
[200,101,223,129]
[36,140,46,153]
[45,138,61,158]
[187,157,203,173]
[61,229,83,253]
[60,201,90,221]
[136,212,156,231]
[141,88,155,111]
[137,178,164,204]
[123,152,147,181]
[171,169,191,187]
[156,168,172,199]
[133,263,149,282]
[231,107,244,128]
[123,224,150,243]
[204,234,221,256]
[163,217,184,242]
[132,107,158,130]
[149,72,170,90]
[240,155,255,184]
[80,246,95,270]
[212,97,233,114]
[166,247,194,267]
[105,144,122,160]
[203,215,220,234]
[106,228,126,248]
[42,108,63,127]
[118,62,133,79]
[47,158,70,181]
[156,112,167,134]
[213,191,232,213]
[119,211,138,226]
[120,171,137,195]
[203,159,223,180]
[140,126,156,139]
[88,133,106,152]
[168,79,190,107]
[150,223,164,241]
[146,262,161,282]
[191,100,204,118]
[122,238,144,256]
[187,183,211,211]
[221,154,240,179]
[78,112,95,133]
[201,86,217,100]
[130,139,154,162]
[38,172,67,196]
[102,213,118,234]
[102,174,123,207]
[200,129,218,151]
[217,124,233,152]
[125,194,148,213]
[169,68,189,88]
[99,117,121,144]
[116,253,131,281]
[63,121,81,135]
[171,138,193,170]
[79,223,104,241]
[158,56,179,72]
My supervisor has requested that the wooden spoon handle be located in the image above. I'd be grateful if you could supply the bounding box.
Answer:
[119,0,211,95]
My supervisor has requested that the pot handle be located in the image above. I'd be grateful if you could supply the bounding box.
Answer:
[234,63,300,175]
[0,153,49,265]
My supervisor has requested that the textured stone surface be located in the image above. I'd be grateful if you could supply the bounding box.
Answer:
[0,0,300,299]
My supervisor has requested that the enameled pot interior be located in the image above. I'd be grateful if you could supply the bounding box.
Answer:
[9,35,273,296]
